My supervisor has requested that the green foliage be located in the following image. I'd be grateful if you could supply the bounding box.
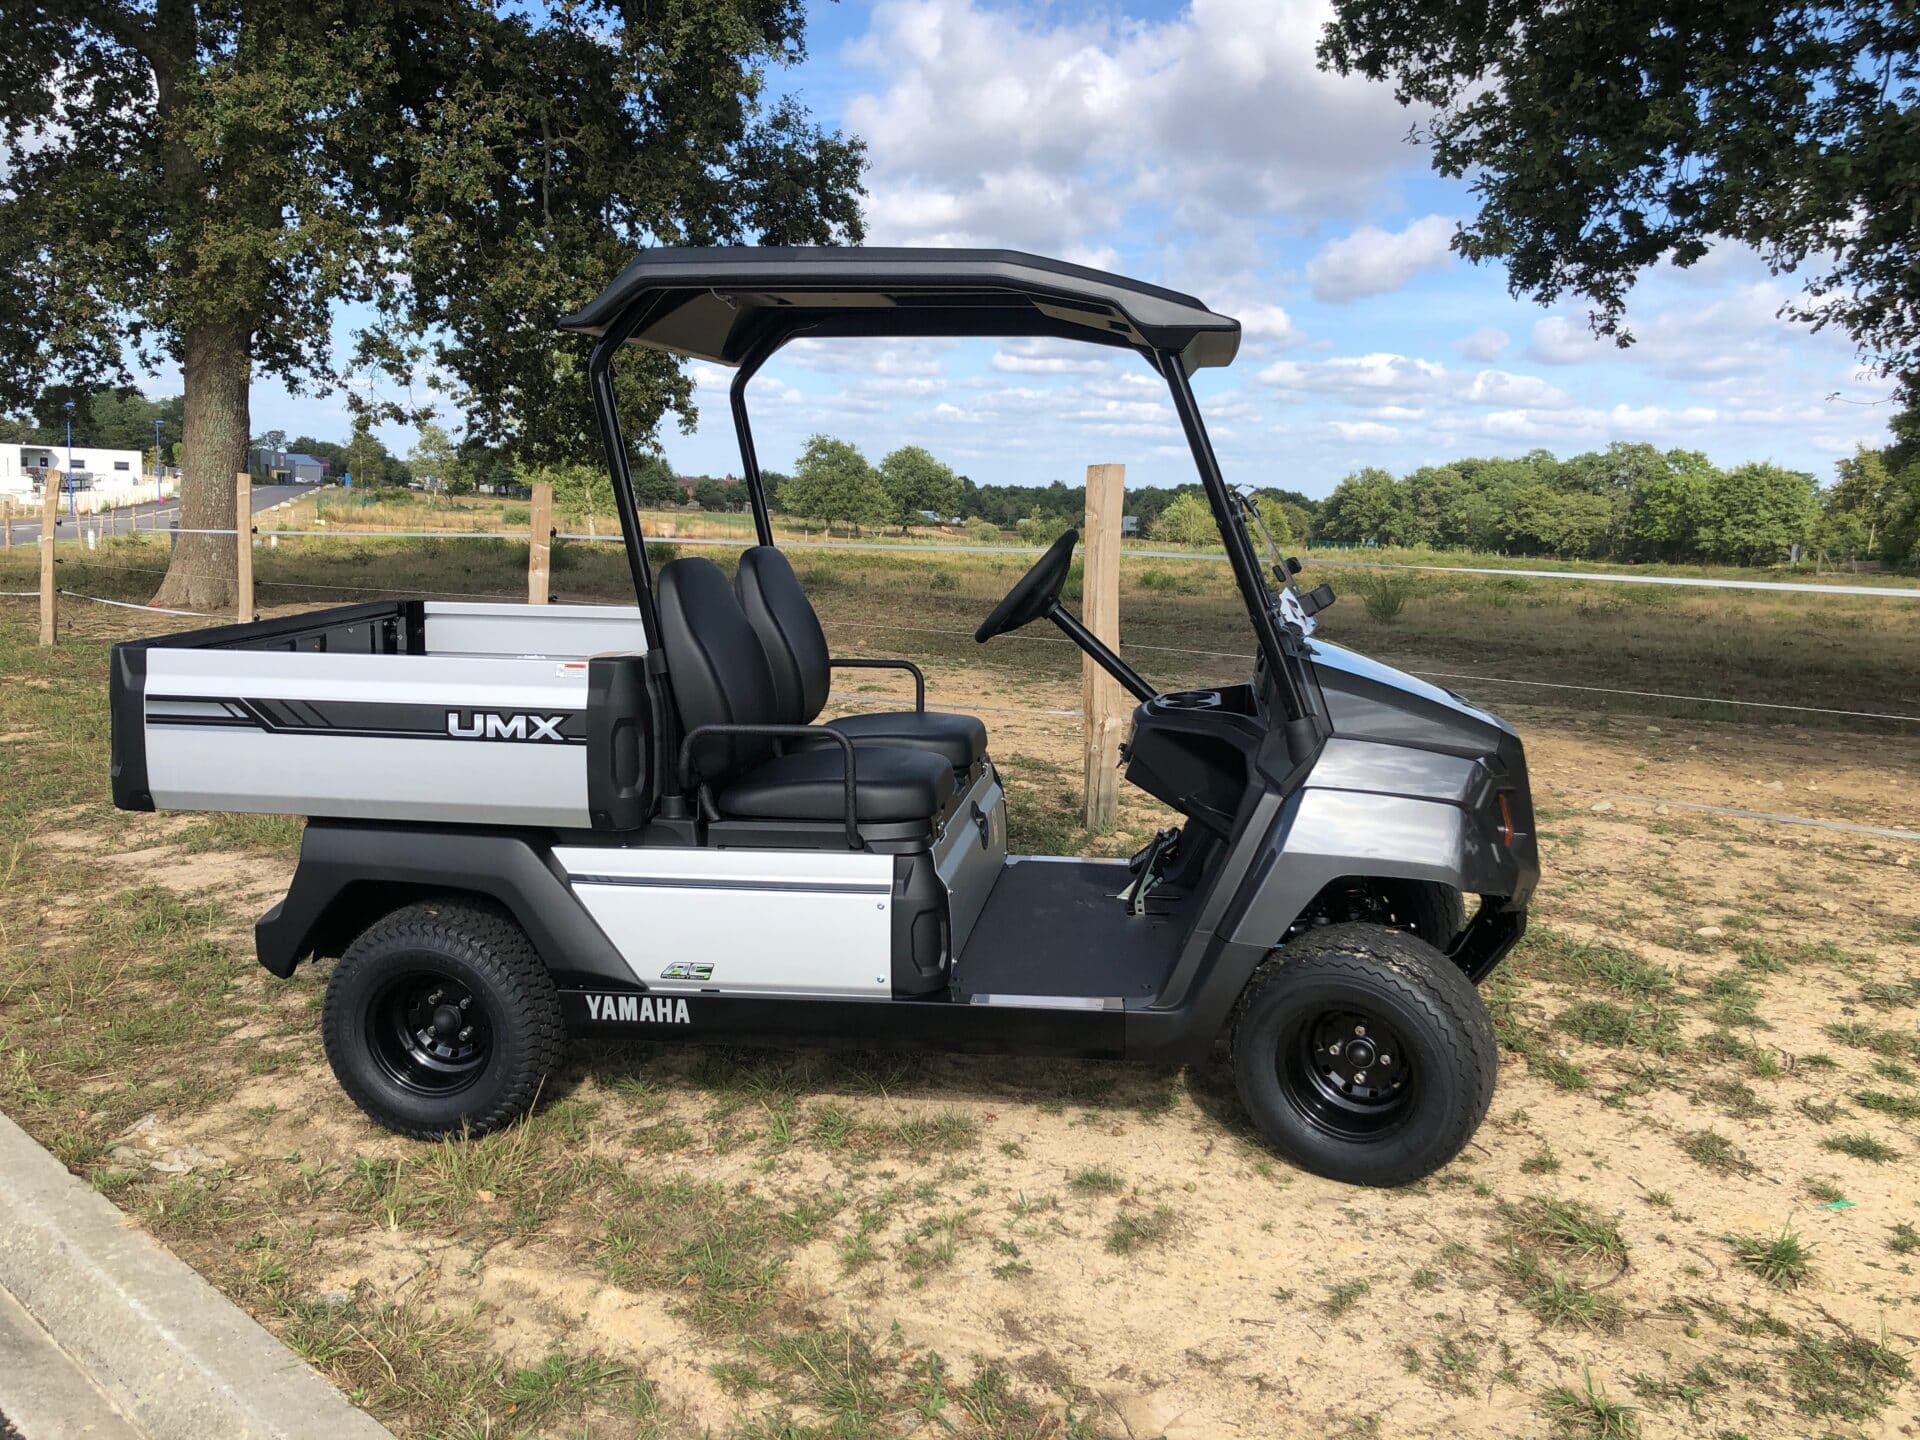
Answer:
[1151,491,1218,546]
[1253,494,1296,546]
[1319,0,1920,394]
[341,425,407,490]
[1316,466,1406,545]
[407,423,463,493]
[1016,511,1072,546]
[781,435,891,534]
[1827,442,1920,566]
[630,453,680,510]
[877,446,961,528]
[1352,568,1416,623]
[1727,1226,1813,1289]
[1312,442,1826,565]
[2,0,864,598]
[692,478,743,513]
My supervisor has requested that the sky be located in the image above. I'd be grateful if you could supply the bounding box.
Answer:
[240,0,1894,496]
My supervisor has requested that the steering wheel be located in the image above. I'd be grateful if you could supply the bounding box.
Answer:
[975,528,1078,642]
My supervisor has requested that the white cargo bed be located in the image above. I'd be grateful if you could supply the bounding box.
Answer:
[113,601,651,829]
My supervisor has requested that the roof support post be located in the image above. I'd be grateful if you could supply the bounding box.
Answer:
[587,297,671,648]
[1158,352,1316,729]
[729,344,777,546]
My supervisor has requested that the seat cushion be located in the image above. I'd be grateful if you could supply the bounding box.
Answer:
[657,556,781,779]
[735,545,832,723]
[715,744,956,823]
[826,709,988,771]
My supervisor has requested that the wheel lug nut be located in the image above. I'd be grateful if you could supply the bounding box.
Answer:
[1380,1054,1392,1066]
[1354,1070,1368,1084]
[459,996,472,1010]
[1354,1025,1367,1037]
[1329,1043,1343,1055]
[458,1026,474,1041]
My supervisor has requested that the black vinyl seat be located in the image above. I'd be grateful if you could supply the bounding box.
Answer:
[823,709,986,770]
[715,745,953,822]
[733,545,988,771]
[656,556,955,827]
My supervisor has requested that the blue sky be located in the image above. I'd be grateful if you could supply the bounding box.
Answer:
[247,0,1895,496]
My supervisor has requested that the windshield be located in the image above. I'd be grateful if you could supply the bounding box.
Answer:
[1229,488,1317,637]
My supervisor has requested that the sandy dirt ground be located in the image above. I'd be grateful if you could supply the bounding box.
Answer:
[5,633,1918,1438]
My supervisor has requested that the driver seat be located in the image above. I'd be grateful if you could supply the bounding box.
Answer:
[733,545,988,773]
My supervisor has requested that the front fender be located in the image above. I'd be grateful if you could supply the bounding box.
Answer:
[1224,753,1534,950]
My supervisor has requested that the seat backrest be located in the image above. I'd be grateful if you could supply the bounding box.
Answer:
[656,556,779,780]
[734,545,831,724]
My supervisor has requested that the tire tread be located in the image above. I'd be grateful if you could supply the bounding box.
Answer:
[1231,921,1497,1185]
[321,898,564,1139]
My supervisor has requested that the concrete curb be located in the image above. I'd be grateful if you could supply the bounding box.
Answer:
[0,1112,394,1440]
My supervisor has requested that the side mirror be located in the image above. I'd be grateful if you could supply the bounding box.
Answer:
[1284,555,1303,576]
[1297,583,1336,616]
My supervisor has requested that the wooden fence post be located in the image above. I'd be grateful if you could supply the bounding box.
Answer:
[527,481,553,604]
[1081,462,1126,830]
[2,496,11,548]
[235,470,254,622]
[39,471,60,646]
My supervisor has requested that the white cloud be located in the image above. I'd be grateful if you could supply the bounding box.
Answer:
[1261,352,1451,396]
[1464,369,1573,410]
[1234,302,1305,349]
[1305,215,1457,302]
[1327,420,1401,442]
[1527,315,1609,366]
[1455,326,1509,362]
[991,338,1113,375]
[845,0,1423,252]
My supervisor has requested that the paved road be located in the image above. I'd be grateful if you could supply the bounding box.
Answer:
[1,482,316,544]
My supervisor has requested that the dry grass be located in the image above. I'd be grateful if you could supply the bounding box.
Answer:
[2,539,1918,1438]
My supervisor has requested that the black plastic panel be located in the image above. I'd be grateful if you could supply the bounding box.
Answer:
[586,655,652,831]
[108,643,152,811]
[558,986,1126,1058]
[954,860,1183,1003]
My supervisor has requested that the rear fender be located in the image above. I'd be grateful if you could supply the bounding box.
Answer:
[255,822,638,987]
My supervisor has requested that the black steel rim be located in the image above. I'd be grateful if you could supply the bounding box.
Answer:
[1278,1007,1414,1140]
[368,969,492,1097]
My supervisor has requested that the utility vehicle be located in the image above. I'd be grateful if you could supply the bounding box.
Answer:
[109,249,1538,1186]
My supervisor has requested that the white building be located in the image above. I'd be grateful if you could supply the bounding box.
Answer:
[0,443,165,512]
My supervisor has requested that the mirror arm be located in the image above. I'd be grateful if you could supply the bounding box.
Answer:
[1044,601,1157,703]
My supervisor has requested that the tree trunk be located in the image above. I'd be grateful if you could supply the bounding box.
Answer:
[153,322,251,612]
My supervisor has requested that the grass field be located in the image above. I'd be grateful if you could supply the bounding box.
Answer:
[1,534,1918,1437]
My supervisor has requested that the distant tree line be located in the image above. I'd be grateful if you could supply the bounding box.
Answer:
[19,387,1916,570]
[1311,440,1919,567]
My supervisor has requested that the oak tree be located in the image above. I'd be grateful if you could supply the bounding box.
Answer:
[0,2,862,608]
[1320,2,1920,390]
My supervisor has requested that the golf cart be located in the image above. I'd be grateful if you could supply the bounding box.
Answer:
[108,249,1538,1186]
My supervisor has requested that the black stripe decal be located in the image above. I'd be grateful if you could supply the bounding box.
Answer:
[146,694,588,745]
[569,873,891,895]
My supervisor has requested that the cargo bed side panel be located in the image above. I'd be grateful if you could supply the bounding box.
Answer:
[142,651,595,826]
[421,602,647,659]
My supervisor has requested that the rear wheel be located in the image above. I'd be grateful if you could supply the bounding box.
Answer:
[1231,921,1495,1186]
[322,899,565,1139]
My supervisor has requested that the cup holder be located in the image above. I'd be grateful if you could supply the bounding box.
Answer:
[1156,690,1223,710]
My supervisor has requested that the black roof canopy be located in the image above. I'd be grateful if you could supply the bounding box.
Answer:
[558,247,1241,372]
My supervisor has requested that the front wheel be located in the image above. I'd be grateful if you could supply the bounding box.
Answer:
[322,899,565,1139]
[1231,922,1496,1186]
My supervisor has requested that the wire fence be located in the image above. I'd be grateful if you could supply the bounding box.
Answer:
[6,506,1916,731]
